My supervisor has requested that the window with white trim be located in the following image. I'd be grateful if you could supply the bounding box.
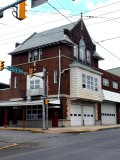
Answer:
[14,76,17,88]
[30,79,40,90]
[82,74,98,91]
[103,78,109,86]
[79,38,85,64]
[73,45,78,59]
[54,70,58,83]
[113,81,118,89]
[26,105,42,120]
[86,50,91,65]
[28,49,42,62]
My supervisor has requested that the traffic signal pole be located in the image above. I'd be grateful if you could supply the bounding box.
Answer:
[0,0,26,18]
[42,68,46,130]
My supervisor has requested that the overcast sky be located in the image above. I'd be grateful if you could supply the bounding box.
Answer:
[0,0,120,84]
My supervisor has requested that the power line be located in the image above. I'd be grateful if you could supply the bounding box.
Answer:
[92,39,120,61]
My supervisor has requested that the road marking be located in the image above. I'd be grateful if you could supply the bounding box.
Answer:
[0,143,18,150]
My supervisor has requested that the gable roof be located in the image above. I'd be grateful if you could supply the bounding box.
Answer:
[9,23,76,55]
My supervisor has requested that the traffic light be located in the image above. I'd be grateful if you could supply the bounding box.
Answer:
[29,68,34,78]
[44,99,49,106]
[0,61,4,71]
[19,1,27,20]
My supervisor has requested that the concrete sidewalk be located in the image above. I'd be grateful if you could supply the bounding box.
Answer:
[0,124,120,134]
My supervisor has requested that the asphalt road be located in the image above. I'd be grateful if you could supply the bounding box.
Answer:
[0,129,120,160]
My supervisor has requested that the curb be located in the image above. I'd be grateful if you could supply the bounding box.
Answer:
[0,143,18,150]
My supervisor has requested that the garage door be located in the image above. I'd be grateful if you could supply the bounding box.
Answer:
[70,104,82,126]
[101,103,116,125]
[83,106,95,126]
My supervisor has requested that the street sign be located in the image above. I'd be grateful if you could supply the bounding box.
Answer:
[31,0,48,8]
[6,66,24,74]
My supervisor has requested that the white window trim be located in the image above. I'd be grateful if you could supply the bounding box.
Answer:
[14,76,17,88]
[82,73,98,91]
[54,70,58,83]
[103,78,109,87]
[113,81,118,89]
[30,79,40,90]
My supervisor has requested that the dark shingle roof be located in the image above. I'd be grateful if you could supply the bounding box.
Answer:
[9,23,75,55]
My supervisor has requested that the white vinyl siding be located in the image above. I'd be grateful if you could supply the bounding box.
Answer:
[70,63,103,102]
[27,72,43,97]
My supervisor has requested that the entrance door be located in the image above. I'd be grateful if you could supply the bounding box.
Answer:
[13,110,18,125]
[0,108,4,126]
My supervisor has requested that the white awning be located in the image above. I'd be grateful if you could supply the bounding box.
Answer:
[0,98,60,108]
[102,89,120,102]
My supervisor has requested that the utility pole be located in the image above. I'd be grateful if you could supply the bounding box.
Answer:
[42,68,46,130]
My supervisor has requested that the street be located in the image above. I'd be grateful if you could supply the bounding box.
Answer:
[0,129,120,160]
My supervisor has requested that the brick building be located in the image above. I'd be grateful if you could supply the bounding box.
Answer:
[0,17,120,128]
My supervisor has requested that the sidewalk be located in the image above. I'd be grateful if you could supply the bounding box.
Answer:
[0,124,120,134]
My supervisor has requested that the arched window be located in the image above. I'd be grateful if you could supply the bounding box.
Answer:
[79,38,85,64]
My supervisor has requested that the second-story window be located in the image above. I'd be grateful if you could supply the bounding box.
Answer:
[54,70,58,83]
[28,49,42,62]
[113,81,118,89]
[14,76,17,88]
[103,78,109,87]
[82,74,98,91]
[79,38,85,64]
[30,80,40,90]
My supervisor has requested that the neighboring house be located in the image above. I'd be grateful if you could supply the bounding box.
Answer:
[0,17,120,128]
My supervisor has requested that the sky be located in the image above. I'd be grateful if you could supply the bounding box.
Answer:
[0,0,120,84]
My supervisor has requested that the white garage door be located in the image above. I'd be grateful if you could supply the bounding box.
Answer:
[83,106,95,126]
[101,103,117,125]
[70,104,82,126]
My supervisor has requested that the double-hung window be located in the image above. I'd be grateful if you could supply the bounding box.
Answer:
[54,70,58,83]
[86,50,91,66]
[28,49,42,62]
[103,78,109,87]
[79,39,85,64]
[30,80,40,90]
[82,74,98,91]
[113,81,118,89]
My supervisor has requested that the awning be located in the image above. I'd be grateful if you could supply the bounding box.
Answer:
[0,98,60,108]
[102,89,120,103]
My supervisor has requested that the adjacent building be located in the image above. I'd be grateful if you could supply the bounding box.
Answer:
[0,17,120,128]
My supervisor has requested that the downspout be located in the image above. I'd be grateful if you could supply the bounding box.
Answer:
[58,46,61,98]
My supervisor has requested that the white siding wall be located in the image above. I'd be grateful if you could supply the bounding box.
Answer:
[27,72,43,96]
[70,65,103,102]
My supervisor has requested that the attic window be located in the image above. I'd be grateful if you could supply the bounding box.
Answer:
[28,49,42,62]
[79,38,85,64]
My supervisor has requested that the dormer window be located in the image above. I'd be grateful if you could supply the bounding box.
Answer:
[79,38,85,64]
[28,49,42,62]
[86,50,91,66]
